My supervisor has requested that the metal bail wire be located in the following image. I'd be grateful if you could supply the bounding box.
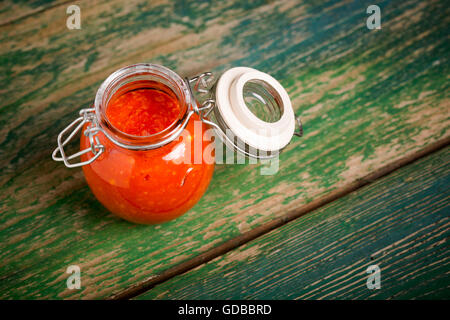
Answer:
[294,116,303,137]
[52,108,104,168]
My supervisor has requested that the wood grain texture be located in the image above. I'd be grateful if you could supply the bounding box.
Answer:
[0,0,69,27]
[0,0,449,299]
[137,147,450,300]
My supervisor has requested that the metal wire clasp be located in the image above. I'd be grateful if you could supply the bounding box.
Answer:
[294,116,303,137]
[186,72,216,121]
[52,108,105,168]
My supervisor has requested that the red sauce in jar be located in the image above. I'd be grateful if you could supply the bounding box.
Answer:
[80,85,215,224]
[106,88,181,136]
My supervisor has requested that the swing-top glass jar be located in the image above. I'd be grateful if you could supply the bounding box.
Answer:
[53,63,301,224]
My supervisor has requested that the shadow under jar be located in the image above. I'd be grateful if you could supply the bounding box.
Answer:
[53,63,301,224]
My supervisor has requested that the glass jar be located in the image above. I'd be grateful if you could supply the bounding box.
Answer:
[53,63,302,224]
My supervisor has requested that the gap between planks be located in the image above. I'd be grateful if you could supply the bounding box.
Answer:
[110,136,450,300]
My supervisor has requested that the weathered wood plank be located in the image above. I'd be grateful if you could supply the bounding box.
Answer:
[0,0,449,299]
[0,0,68,27]
[136,147,450,300]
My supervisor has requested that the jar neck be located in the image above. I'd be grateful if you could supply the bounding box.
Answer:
[94,63,192,150]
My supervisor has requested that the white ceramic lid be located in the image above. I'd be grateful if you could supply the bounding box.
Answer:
[215,67,295,153]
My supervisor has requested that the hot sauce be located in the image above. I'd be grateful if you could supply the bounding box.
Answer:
[80,86,214,224]
[106,88,181,136]
[54,64,297,226]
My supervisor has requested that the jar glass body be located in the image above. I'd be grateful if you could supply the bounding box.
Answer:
[80,64,215,224]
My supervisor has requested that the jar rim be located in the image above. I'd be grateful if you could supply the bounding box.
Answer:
[94,63,192,149]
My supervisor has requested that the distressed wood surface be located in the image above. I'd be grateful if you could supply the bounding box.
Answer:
[137,147,450,300]
[0,0,449,299]
[0,0,68,27]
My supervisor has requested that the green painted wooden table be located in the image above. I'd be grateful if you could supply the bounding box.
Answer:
[0,0,448,299]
